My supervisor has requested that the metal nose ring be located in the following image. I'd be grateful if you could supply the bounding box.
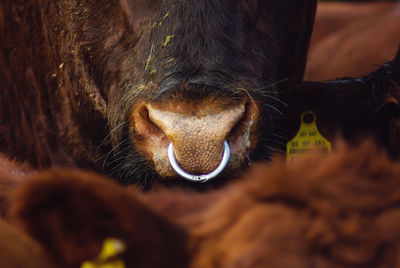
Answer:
[167,141,231,183]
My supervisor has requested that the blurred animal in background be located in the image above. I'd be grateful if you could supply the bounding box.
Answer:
[0,218,53,268]
[306,0,400,80]
[310,0,394,48]
[4,140,400,268]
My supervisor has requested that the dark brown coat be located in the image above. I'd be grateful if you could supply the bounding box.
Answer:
[9,169,188,268]
[310,1,394,49]
[306,1,400,80]
[0,218,53,268]
[7,140,400,267]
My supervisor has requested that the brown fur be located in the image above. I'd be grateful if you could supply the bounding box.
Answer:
[8,141,400,267]
[0,155,30,216]
[9,169,188,268]
[148,141,400,267]
[2,0,400,189]
[0,0,129,172]
[310,1,394,49]
[0,219,53,268]
[306,1,400,80]
[0,0,318,186]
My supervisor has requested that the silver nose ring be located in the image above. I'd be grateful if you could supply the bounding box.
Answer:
[167,141,231,183]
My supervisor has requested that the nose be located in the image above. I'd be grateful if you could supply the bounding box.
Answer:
[146,103,245,175]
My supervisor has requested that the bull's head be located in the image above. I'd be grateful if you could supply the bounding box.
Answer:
[75,0,317,187]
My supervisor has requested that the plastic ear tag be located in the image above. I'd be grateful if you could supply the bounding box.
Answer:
[81,238,126,268]
[286,111,331,163]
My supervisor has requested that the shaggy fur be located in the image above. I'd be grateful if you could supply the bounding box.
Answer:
[9,169,188,268]
[139,141,400,267]
[7,141,400,267]
[0,155,30,217]
[182,142,400,267]
[0,219,53,268]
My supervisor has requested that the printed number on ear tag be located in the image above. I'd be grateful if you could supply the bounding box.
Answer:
[81,238,126,268]
[286,111,331,163]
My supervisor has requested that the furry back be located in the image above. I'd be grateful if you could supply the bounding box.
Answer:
[6,140,400,267]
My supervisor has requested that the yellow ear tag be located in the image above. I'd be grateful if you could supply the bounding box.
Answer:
[286,111,331,163]
[81,238,126,268]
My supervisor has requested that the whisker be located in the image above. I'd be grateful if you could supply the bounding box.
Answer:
[258,138,287,146]
[94,143,130,163]
[104,154,128,167]
[270,133,289,140]
[231,78,288,109]
[261,94,288,107]
[97,121,127,150]
[253,78,288,91]
[108,165,124,178]
[235,87,257,106]
[102,138,129,169]
[266,145,285,154]
[264,103,283,115]
[94,154,106,163]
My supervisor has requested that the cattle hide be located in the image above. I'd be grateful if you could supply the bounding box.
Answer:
[306,1,400,80]
[7,140,400,267]
[310,1,394,49]
[0,218,53,268]
[8,169,188,268]
[0,155,30,217]
[177,141,400,268]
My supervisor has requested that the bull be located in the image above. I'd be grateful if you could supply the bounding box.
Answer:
[1,0,399,188]
[0,0,317,187]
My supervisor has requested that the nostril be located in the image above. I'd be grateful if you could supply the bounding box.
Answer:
[132,105,168,142]
[227,101,258,147]
[228,103,248,140]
